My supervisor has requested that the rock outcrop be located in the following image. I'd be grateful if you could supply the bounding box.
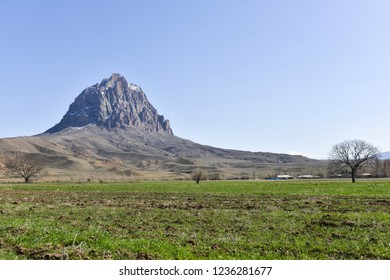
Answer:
[45,74,173,135]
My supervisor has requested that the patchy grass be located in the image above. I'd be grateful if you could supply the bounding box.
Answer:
[1,180,390,259]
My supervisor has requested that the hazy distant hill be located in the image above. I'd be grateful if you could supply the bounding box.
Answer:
[379,152,390,160]
[0,74,320,180]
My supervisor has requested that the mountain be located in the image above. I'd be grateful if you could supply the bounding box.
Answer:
[379,152,390,160]
[0,74,321,181]
[46,74,172,135]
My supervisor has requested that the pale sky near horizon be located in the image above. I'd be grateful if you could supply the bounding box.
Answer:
[1,0,389,159]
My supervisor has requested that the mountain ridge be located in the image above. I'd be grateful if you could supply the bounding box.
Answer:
[0,124,319,179]
[379,152,390,160]
[0,74,322,180]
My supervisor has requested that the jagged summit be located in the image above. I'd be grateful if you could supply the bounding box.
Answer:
[45,74,173,135]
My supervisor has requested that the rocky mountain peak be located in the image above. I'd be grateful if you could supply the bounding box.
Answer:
[45,74,173,135]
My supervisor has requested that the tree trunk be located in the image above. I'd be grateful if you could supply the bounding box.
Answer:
[351,173,356,183]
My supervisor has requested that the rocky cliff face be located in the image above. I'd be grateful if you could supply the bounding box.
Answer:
[45,74,173,135]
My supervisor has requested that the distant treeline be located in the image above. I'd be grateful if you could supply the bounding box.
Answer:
[372,159,390,178]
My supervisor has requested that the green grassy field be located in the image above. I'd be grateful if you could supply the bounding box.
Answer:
[1,180,390,260]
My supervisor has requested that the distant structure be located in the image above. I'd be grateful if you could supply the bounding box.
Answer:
[277,175,294,180]
[297,175,320,179]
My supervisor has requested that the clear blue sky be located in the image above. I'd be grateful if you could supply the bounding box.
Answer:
[1,0,389,159]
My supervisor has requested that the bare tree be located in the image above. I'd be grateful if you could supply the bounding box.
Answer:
[328,140,379,182]
[5,154,43,183]
[191,170,202,184]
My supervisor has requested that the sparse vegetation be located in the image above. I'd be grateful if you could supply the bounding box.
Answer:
[191,170,203,184]
[4,154,43,183]
[373,159,390,178]
[1,180,390,260]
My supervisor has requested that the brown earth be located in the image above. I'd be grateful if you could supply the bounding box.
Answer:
[0,125,324,181]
